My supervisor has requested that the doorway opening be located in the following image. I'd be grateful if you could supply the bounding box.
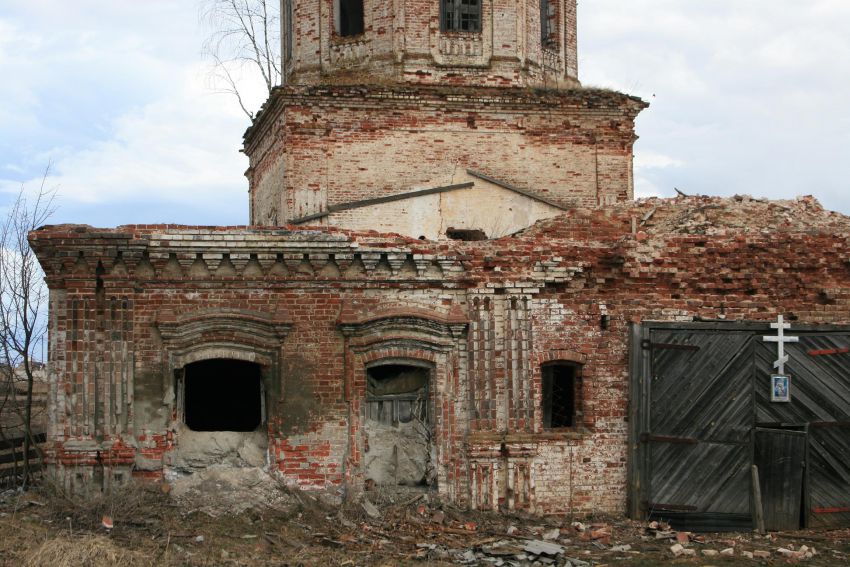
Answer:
[184,358,263,432]
[363,363,434,487]
[754,425,808,531]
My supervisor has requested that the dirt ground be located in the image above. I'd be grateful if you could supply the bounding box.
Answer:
[1,477,848,567]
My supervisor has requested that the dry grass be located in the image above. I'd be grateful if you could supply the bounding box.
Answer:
[24,535,153,567]
[37,480,171,534]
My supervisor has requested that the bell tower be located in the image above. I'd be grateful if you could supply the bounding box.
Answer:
[244,1,646,238]
[279,0,579,89]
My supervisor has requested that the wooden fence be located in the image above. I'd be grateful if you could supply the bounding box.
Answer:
[0,431,46,488]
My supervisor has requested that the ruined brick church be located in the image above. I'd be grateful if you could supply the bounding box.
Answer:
[30,1,850,528]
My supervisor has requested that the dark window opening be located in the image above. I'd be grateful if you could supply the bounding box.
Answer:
[336,0,364,37]
[366,364,429,425]
[542,363,580,428]
[446,227,487,241]
[284,0,293,62]
[540,0,558,48]
[184,358,262,432]
[441,0,481,33]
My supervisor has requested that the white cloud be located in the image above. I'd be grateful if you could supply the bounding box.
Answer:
[634,177,664,200]
[0,2,263,225]
[635,151,683,171]
[1,64,251,211]
[581,0,850,214]
[1,0,849,227]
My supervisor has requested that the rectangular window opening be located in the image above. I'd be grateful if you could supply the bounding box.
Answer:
[336,0,365,37]
[542,363,579,428]
[446,227,487,241]
[364,364,434,487]
[541,0,558,49]
[284,0,293,61]
[183,358,263,432]
[441,0,482,33]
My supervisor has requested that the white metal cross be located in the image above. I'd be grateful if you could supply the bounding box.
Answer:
[763,315,799,375]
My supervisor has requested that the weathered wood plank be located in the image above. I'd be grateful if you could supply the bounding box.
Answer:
[636,324,850,530]
[648,342,700,351]
[0,432,47,451]
[808,347,849,357]
[808,425,850,528]
[639,434,698,445]
[755,428,806,531]
[752,465,766,535]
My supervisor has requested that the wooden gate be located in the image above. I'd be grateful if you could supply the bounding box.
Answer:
[629,323,850,530]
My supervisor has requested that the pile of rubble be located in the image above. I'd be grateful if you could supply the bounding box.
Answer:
[523,193,850,243]
[336,493,842,566]
[629,194,850,236]
[646,521,819,563]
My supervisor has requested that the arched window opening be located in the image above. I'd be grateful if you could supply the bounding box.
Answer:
[183,358,263,432]
[364,363,434,487]
[542,361,581,428]
[335,0,364,37]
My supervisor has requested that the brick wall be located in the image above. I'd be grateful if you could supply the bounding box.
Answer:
[284,0,579,89]
[245,85,646,226]
[30,196,850,515]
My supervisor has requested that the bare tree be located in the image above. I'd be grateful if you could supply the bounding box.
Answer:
[0,165,55,490]
[201,0,282,120]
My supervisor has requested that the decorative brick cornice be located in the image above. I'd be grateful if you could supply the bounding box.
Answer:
[157,308,292,368]
[338,305,468,360]
[244,84,648,152]
[338,305,468,341]
[157,308,292,351]
[28,225,466,284]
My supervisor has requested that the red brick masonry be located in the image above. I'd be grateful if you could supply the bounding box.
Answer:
[29,195,850,514]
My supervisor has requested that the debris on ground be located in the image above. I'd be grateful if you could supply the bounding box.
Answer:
[1,479,848,566]
[168,465,297,517]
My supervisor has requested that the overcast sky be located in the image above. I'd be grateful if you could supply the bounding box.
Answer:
[1,0,848,227]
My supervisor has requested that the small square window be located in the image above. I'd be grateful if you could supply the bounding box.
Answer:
[542,363,580,428]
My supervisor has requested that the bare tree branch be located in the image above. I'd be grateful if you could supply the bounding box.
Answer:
[210,53,256,120]
[201,0,281,120]
[0,163,56,489]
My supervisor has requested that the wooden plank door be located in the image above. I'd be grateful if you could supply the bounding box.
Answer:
[645,329,754,516]
[755,332,850,527]
[754,428,806,531]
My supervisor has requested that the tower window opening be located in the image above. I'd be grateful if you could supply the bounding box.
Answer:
[541,0,558,48]
[183,358,263,432]
[441,0,481,33]
[542,362,581,428]
[284,0,293,62]
[335,0,365,37]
